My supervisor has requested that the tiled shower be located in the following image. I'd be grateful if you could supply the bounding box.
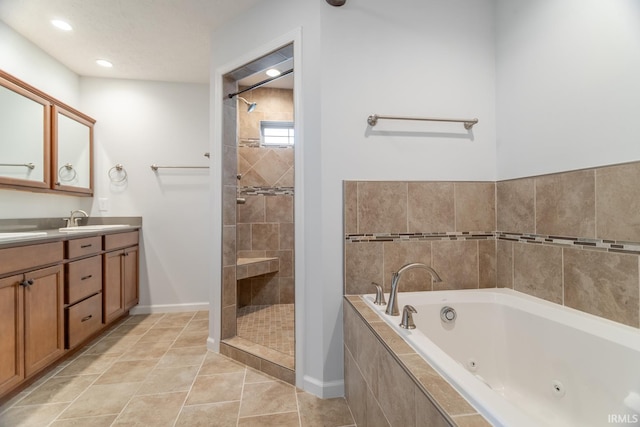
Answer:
[220,84,296,383]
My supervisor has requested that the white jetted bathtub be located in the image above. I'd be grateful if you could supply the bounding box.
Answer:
[362,289,640,427]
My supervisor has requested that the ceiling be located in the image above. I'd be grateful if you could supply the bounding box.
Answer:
[0,0,265,84]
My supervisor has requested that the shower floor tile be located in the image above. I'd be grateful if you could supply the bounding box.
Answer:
[237,304,295,357]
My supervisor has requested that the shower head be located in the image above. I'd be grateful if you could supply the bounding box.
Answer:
[238,96,257,113]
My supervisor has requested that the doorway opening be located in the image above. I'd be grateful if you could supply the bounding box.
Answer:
[219,43,296,383]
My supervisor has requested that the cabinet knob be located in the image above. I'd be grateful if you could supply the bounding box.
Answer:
[19,279,34,287]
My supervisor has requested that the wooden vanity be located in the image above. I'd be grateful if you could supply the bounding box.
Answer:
[0,228,139,400]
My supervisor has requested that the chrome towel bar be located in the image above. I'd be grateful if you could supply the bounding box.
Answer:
[150,165,209,171]
[0,162,35,169]
[367,114,478,130]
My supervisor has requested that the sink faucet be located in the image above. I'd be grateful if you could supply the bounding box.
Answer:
[67,209,88,227]
[385,262,443,316]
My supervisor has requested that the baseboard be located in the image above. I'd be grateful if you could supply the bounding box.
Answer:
[303,375,345,398]
[129,302,209,315]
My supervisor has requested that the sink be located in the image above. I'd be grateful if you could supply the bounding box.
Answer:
[59,224,129,232]
[0,232,48,240]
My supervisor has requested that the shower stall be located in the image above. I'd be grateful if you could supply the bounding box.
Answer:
[219,44,296,383]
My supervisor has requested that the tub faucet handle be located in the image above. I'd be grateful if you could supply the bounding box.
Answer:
[371,282,386,306]
[400,305,417,329]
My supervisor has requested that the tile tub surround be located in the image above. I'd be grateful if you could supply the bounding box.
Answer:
[343,297,490,427]
[0,311,355,427]
[344,162,640,329]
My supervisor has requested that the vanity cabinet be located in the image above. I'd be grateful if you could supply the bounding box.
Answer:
[64,238,103,349]
[0,243,64,396]
[0,69,94,196]
[103,231,139,325]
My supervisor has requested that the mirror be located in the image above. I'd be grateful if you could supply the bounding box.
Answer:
[52,106,94,194]
[0,73,51,190]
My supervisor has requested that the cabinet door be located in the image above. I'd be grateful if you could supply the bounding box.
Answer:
[0,275,24,395]
[103,250,125,324]
[23,265,64,377]
[123,246,139,311]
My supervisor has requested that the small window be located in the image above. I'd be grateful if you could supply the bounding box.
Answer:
[261,121,294,146]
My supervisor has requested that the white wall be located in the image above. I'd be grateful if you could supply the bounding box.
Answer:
[496,0,640,179]
[80,77,211,310]
[210,0,496,397]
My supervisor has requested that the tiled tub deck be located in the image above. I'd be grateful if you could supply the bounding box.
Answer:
[344,296,490,427]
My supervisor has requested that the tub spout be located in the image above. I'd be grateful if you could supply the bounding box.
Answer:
[385,262,443,316]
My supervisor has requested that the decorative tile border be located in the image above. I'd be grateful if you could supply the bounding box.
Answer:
[346,231,640,255]
[345,232,494,243]
[239,186,294,196]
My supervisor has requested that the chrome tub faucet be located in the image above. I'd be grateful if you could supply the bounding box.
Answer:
[385,262,443,316]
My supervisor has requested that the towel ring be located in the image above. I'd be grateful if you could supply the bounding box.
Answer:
[58,163,77,182]
[108,164,128,183]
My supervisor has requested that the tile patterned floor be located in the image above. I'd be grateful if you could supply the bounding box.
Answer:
[0,311,354,427]
[237,304,295,357]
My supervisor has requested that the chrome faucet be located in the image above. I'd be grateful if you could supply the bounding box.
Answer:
[67,209,88,227]
[385,262,443,316]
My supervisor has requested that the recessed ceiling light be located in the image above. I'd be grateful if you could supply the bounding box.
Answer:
[266,69,281,77]
[96,59,113,68]
[51,19,73,31]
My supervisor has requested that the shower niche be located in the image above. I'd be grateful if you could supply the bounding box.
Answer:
[220,44,296,383]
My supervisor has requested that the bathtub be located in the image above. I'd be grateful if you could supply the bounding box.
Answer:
[361,288,640,427]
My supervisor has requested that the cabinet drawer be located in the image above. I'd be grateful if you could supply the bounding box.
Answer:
[66,293,102,349]
[104,231,139,251]
[65,256,102,304]
[67,236,101,259]
[0,242,63,276]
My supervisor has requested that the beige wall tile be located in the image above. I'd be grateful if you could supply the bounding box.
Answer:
[536,170,596,237]
[266,250,293,278]
[251,151,291,187]
[344,346,367,427]
[415,388,451,427]
[513,243,563,304]
[478,239,496,288]
[497,178,535,233]
[564,248,640,327]
[223,185,237,226]
[383,241,432,292]
[344,181,358,235]
[237,223,251,251]
[365,392,391,427]
[265,195,293,223]
[344,242,384,294]
[455,182,495,231]
[596,162,640,241]
[223,144,237,186]
[358,182,408,234]
[250,275,280,305]
[279,277,295,304]
[496,240,513,288]
[432,240,478,290]
[279,222,294,250]
[237,196,265,224]
[452,414,493,427]
[223,226,236,267]
[407,182,454,232]
[251,224,279,251]
[222,266,236,307]
[221,305,236,339]
[376,350,416,426]
[237,279,252,307]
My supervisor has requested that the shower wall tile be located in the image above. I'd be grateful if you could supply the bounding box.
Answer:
[237,195,265,224]
[595,162,640,242]
[358,182,408,234]
[222,226,236,268]
[407,182,454,232]
[382,241,432,293]
[223,266,236,307]
[279,277,295,304]
[266,250,293,278]
[563,248,639,327]
[535,170,596,238]
[455,182,495,232]
[222,305,236,339]
[344,182,358,235]
[223,185,237,227]
[279,223,294,250]
[250,275,280,305]
[251,151,291,186]
[223,144,237,186]
[513,243,563,304]
[496,178,535,233]
[265,195,293,223]
[251,224,279,251]
[478,239,496,289]
[496,240,513,289]
[432,240,479,290]
[238,279,252,307]
[236,223,251,251]
[345,242,384,295]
